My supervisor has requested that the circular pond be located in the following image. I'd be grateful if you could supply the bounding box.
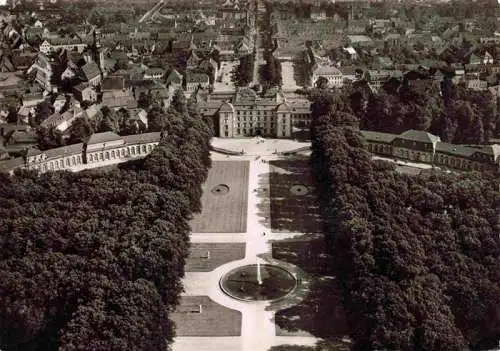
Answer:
[220,264,297,301]
[211,184,230,195]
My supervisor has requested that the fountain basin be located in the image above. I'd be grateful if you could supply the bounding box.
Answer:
[220,264,297,301]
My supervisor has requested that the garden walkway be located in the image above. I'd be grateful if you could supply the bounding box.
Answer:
[174,146,321,351]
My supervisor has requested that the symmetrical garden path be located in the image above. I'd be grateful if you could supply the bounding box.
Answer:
[173,149,321,351]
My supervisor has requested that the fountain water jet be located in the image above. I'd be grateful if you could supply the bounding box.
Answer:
[257,262,263,285]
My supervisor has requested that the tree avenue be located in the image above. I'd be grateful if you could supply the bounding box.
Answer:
[310,91,500,350]
[0,93,213,350]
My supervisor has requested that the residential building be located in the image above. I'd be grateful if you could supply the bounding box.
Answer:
[186,50,202,69]
[102,89,137,110]
[185,72,210,92]
[3,129,38,153]
[39,37,87,54]
[40,107,84,132]
[347,35,374,47]
[343,46,358,60]
[467,79,487,91]
[367,69,402,92]
[310,7,327,21]
[73,82,97,102]
[143,68,166,80]
[80,61,102,87]
[22,92,45,107]
[484,51,494,65]
[27,53,53,91]
[480,37,500,45]
[311,65,343,88]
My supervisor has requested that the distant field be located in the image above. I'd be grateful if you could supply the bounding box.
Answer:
[171,296,241,336]
[185,243,246,272]
[190,161,249,233]
[269,159,322,233]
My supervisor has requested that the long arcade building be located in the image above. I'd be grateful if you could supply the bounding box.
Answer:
[2,132,162,174]
[362,129,500,172]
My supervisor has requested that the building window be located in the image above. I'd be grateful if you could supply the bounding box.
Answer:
[72,156,76,165]
[111,150,115,159]
[89,154,93,162]
[121,149,125,157]
[59,160,64,168]
[136,145,141,154]
[148,145,152,152]
[131,147,136,155]
[142,145,147,153]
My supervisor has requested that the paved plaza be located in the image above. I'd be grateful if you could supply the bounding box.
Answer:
[174,138,348,351]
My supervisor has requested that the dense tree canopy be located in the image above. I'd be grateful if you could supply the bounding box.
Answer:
[33,100,55,127]
[335,74,500,144]
[233,54,254,87]
[0,96,213,350]
[310,92,500,350]
[260,53,282,89]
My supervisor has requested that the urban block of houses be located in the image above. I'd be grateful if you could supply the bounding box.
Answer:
[362,129,500,171]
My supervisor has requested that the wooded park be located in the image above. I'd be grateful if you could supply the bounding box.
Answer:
[0,92,213,350]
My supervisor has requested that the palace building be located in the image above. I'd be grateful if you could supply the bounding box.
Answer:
[197,88,312,138]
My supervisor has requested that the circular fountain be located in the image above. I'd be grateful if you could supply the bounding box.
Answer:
[220,264,297,301]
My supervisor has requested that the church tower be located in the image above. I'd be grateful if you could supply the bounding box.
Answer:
[91,28,105,78]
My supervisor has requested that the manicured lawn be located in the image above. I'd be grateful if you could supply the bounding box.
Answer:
[185,243,246,272]
[171,296,241,336]
[190,161,249,233]
[269,159,322,233]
